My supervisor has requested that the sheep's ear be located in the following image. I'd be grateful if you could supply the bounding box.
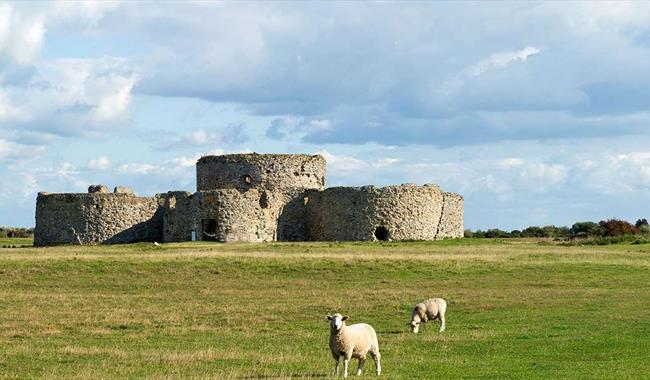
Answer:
[342,316,349,321]
[326,315,333,321]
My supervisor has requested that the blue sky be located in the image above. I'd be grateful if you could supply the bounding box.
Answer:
[1,1,650,229]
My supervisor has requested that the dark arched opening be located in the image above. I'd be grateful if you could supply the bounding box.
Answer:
[202,219,218,241]
[259,191,269,209]
[374,226,389,241]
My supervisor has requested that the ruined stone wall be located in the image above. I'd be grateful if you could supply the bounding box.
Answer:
[437,192,464,238]
[196,153,326,192]
[34,192,164,246]
[34,152,464,245]
[305,184,461,241]
[162,188,310,243]
[162,191,196,243]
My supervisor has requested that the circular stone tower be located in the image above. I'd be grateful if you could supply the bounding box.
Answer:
[304,184,463,241]
[196,153,326,192]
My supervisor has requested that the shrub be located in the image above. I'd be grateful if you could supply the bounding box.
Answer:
[485,229,511,238]
[598,219,639,237]
[570,221,605,238]
[639,225,650,236]
[0,227,34,238]
[521,226,545,238]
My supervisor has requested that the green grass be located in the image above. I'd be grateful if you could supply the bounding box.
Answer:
[0,237,33,247]
[1,239,649,379]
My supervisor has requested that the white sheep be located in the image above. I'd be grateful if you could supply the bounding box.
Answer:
[327,313,381,378]
[409,298,447,333]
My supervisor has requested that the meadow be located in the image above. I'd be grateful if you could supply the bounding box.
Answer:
[1,239,649,379]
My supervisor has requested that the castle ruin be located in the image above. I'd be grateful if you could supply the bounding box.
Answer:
[34,153,463,246]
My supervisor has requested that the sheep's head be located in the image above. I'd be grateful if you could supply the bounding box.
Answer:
[410,314,422,334]
[326,313,348,332]
[410,320,420,334]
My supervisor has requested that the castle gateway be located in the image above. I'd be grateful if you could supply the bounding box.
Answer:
[34,153,463,246]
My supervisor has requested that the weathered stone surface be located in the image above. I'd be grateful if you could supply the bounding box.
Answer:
[88,184,109,194]
[114,186,135,195]
[437,192,464,239]
[35,153,464,245]
[34,193,164,246]
[162,188,309,243]
[162,191,195,243]
[197,153,326,192]
[305,184,462,241]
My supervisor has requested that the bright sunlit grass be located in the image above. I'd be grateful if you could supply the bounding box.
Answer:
[1,239,649,378]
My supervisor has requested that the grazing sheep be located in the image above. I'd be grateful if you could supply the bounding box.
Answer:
[409,298,447,333]
[327,313,381,378]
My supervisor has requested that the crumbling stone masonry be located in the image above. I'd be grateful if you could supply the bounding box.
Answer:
[34,153,463,245]
[305,184,452,241]
[34,192,164,246]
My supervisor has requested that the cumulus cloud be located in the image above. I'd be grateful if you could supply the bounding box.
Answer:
[0,138,44,159]
[5,2,650,149]
[465,47,541,77]
[1,57,138,136]
[265,117,331,140]
[577,151,650,194]
[88,156,111,171]
[153,124,248,151]
[0,3,45,64]
[79,2,648,147]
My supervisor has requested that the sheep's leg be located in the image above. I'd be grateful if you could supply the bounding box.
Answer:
[333,356,340,377]
[439,312,446,332]
[371,349,381,376]
[343,357,350,378]
[356,356,366,376]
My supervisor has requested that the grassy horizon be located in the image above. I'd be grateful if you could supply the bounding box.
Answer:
[1,239,649,378]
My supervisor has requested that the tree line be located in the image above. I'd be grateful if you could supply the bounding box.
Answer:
[465,218,650,239]
[0,227,34,238]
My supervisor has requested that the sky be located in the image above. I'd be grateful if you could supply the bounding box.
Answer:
[1,1,650,230]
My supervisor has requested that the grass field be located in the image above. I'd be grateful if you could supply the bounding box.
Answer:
[1,238,649,379]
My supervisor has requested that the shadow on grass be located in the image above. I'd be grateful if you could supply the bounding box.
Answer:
[239,374,327,379]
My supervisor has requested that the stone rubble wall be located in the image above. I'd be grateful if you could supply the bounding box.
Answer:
[162,188,310,243]
[196,153,326,192]
[34,153,464,245]
[34,192,164,246]
[305,184,461,241]
[162,191,195,243]
[437,192,465,239]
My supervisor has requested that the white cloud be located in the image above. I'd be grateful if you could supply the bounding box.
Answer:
[371,158,400,168]
[590,151,650,192]
[0,2,119,65]
[0,3,45,64]
[317,150,367,173]
[499,158,525,168]
[0,138,44,160]
[88,156,111,171]
[309,119,332,131]
[519,163,569,189]
[1,57,138,136]
[466,47,541,77]
[117,163,157,175]
[479,174,511,194]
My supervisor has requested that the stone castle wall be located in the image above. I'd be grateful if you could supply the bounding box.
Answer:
[162,188,309,243]
[196,153,326,191]
[305,184,460,241]
[34,153,464,245]
[438,192,464,239]
[34,191,164,246]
